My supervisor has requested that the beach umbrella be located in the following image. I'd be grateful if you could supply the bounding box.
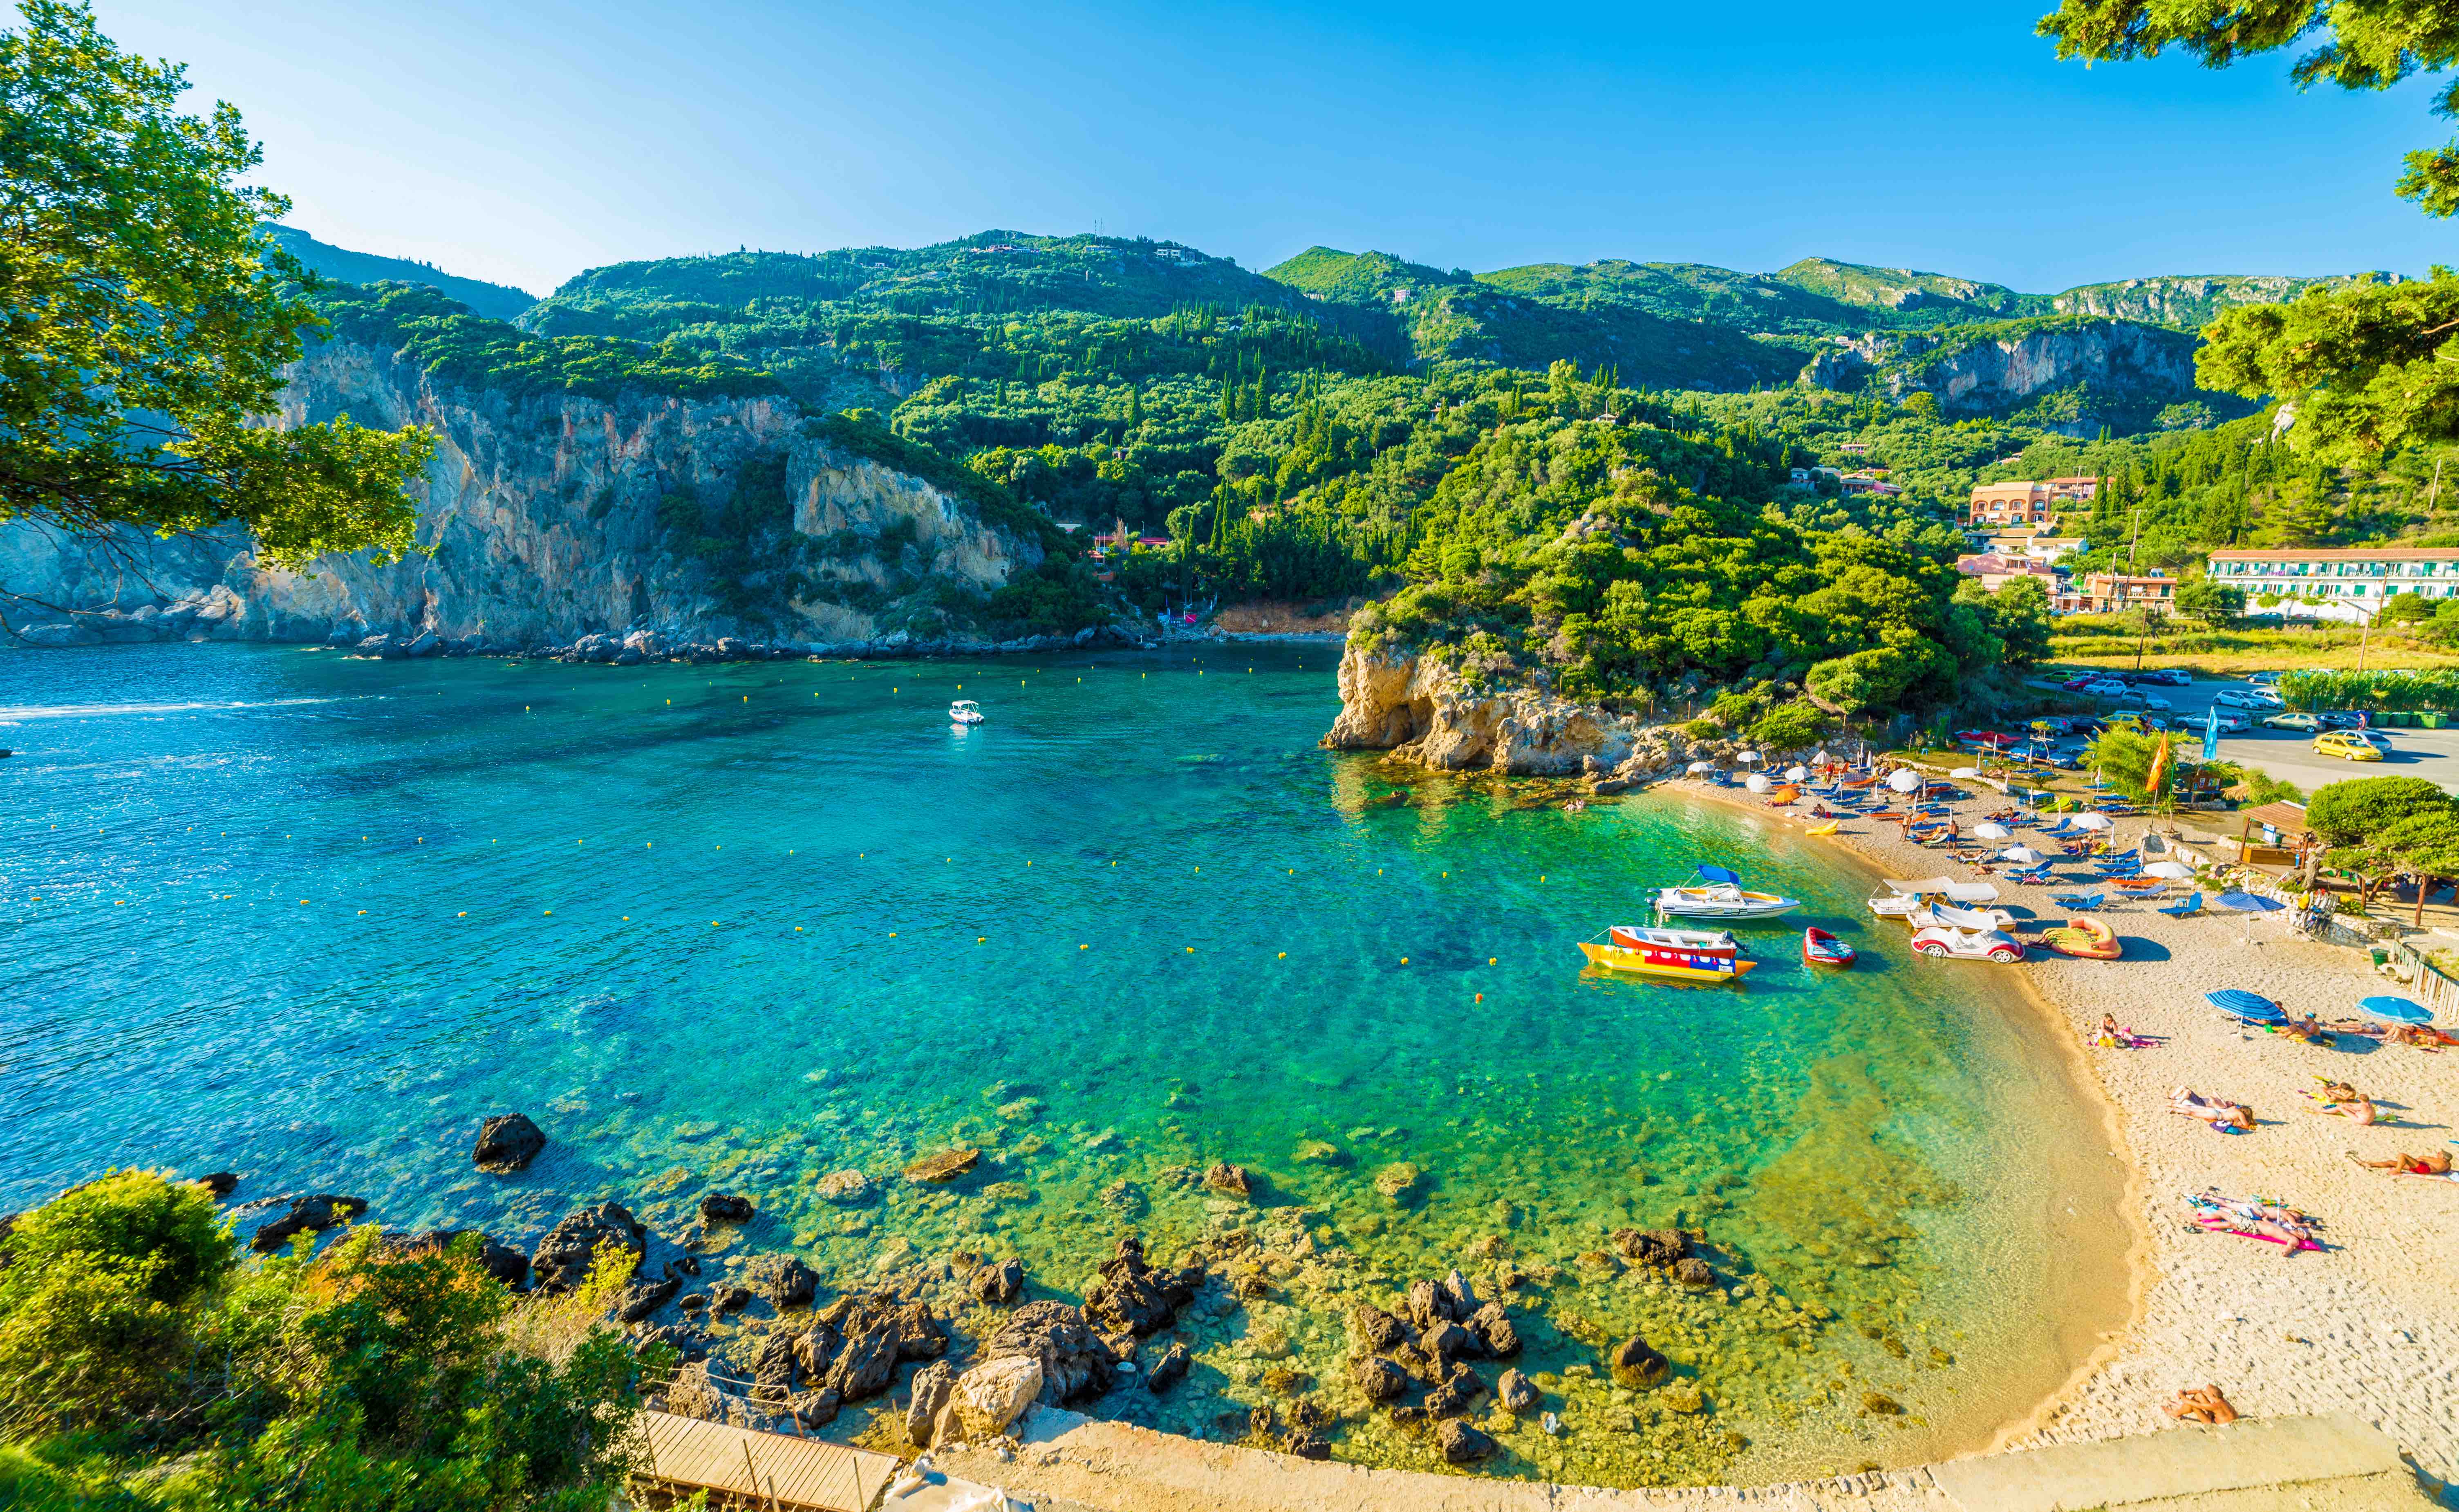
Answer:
[2001,845,2045,864]
[1785,765,1809,782]
[1971,821,2011,840]
[1686,761,1716,774]
[2205,988,2285,1025]
[2216,890,2287,945]
[2142,861,2195,880]
[1812,749,1832,765]
[1736,749,1760,764]
[1951,766,1980,779]
[1888,770,1922,793]
[1745,773,1770,793]
[2072,812,2114,831]
[2357,994,2434,1026]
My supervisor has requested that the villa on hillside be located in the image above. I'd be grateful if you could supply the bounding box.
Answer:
[2204,547,2459,604]
[1840,473,1901,497]
[1955,553,2060,594]
[1968,476,2098,528]
[1978,529,2085,562]
[2057,569,2175,615]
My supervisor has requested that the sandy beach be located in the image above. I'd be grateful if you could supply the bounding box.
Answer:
[1671,775,2459,1487]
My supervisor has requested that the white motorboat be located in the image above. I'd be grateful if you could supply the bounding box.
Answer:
[1867,876,2000,919]
[1654,882,1801,920]
[949,699,985,725]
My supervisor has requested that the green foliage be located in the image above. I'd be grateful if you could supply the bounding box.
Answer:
[2305,775,2454,847]
[1746,703,1827,751]
[0,1,434,568]
[2378,591,2439,625]
[0,1176,656,1510]
[2083,727,2161,796]
[2222,763,2305,806]
[2329,805,2459,889]
[2174,579,2246,626]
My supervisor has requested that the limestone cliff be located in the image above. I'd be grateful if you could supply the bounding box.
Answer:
[2,333,1060,652]
[1322,642,1715,780]
[1803,317,2238,433]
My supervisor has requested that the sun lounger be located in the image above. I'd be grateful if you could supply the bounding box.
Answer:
[2050,891,2105,911]
[2159,892,2203,918]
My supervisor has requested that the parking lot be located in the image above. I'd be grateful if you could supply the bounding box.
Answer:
[2034,672,2459,796]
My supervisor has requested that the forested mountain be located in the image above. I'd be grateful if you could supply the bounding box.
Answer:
[261,223,536,321]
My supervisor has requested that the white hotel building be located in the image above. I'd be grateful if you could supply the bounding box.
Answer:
[2202,547,2459,605]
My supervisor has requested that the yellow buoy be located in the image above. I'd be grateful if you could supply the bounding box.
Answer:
[357,909,366,915]
[977,936,986,943]
[1488,957,1497,965]
[1185,946,1194,953]
[1080,944,1088,950]
[458,911,467,917]
[1400,957,1409,964]
[1476,992,1484,1002]
[1277,951,1286,959]
[543,909,553,915]
[795,925,802,931]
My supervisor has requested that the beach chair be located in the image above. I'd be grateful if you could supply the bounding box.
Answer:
[2049,890,2105,911]
[2159,892,2204,919]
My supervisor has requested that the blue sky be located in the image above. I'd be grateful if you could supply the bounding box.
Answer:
[90,0,2458,298]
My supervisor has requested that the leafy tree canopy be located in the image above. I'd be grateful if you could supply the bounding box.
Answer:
[2304,774,2453,847]
[0,0,433,569]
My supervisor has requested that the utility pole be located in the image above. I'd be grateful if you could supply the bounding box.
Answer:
[2127,504,2151,671]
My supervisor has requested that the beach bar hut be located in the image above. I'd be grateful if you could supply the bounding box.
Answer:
[2236,801,2312,871]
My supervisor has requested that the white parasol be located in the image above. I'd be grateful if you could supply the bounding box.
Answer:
[1745,773,1771,793]
[1812,749,1832,765]
[1888,769,1922,793]
[1686,761,1716,774]
[2073,812,2114,831]
[2000,845,2045,864]
[2143,860,2196,880]
[1736,749,1760,764]
[1971,821,2011,840]
[1785,765,1810,782]
[1950,765,1980,779]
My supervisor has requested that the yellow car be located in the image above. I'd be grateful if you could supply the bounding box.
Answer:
[2313,730,2384,762]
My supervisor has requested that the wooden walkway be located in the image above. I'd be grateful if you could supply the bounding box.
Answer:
[625,1409,903,1511]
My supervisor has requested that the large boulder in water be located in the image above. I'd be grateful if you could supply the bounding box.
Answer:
[983,1299,1114,1404]
[531,1203,646,1292]
[250,1194,368,1253]
[1082,1236,1193,1337]
[473,1114,547,1173]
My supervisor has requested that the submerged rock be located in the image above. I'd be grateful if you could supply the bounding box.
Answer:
[1373,1162,1422,1202]
[1348,1304,1407,1353]
[903,1148,980,1184]
[814,1169,873,1205]
[614,1274,680,1323]
[1353,1356,1409,1402]
[1281,1427,1331,1460]
[1201,1162,1252,1199]
[195,1172,240,1199]
[1145,1341,1189,1393]
[472,1114,547,1173]
[1466,1300,1520,1357]
[1611,1227,1690,1267]
[1610,1335,1670,1389]
[739,1253,819,1309]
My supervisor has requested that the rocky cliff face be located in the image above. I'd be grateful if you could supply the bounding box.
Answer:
[2,335,1053,652]
[1324,642,1713,780]
[1802,318,2222,432]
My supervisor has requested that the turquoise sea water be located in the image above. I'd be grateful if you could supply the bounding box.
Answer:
[1,643,2124,1485]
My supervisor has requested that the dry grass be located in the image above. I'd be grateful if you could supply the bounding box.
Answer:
[2047,623,2459,675]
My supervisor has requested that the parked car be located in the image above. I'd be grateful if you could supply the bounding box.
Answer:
[2141,668,2193,687]
[2029,715,2078,736]
[2139,693,2172,710]
[2351,729,2393,751]
[2208,708,2252,733]
[2213,688,2276,710]
[2262,711,2322,732]
[1955,729,2021,748]
[2315,730,2385,762]
[2246,670,2285,685]
[2107,711,2168,732]
[2316,711,2365,730]
[2060,675,2101,692]
[2082,679,2131,697]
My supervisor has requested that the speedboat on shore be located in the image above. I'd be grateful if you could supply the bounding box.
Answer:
[1868,876,1999,920]
[1578,925,1756,982]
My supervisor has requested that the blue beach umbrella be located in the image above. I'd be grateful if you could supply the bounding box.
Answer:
[2216,890,2286,945]
[2357,994,2435,1026]
[2206,989,2285,1024]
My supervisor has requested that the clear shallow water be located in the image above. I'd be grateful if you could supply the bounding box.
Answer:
[0,643,2125,1485]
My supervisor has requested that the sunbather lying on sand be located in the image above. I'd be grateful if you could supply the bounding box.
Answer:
[2161,1384,2238,1425]
[2348,1150,2455,1177]
[2304,1088,2379,1124]
[2170,1088,2255,1131]
[2280,1012,2327,1042]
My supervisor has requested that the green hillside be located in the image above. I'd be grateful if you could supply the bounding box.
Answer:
[1260,246,1466,305]
[1767,257,2028,321]
[261,222,535,321]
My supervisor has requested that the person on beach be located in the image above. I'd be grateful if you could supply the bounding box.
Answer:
[2162,1384,2238,1425]
[2280,1012,2328,1043]
[2170,1088,2255,1131]
[2098,1013,2149,1048]
[2309,1090,2379,1124]
[2349,1150,2455,1177]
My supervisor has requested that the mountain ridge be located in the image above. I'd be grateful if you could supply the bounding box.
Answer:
[260,223,537,321]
